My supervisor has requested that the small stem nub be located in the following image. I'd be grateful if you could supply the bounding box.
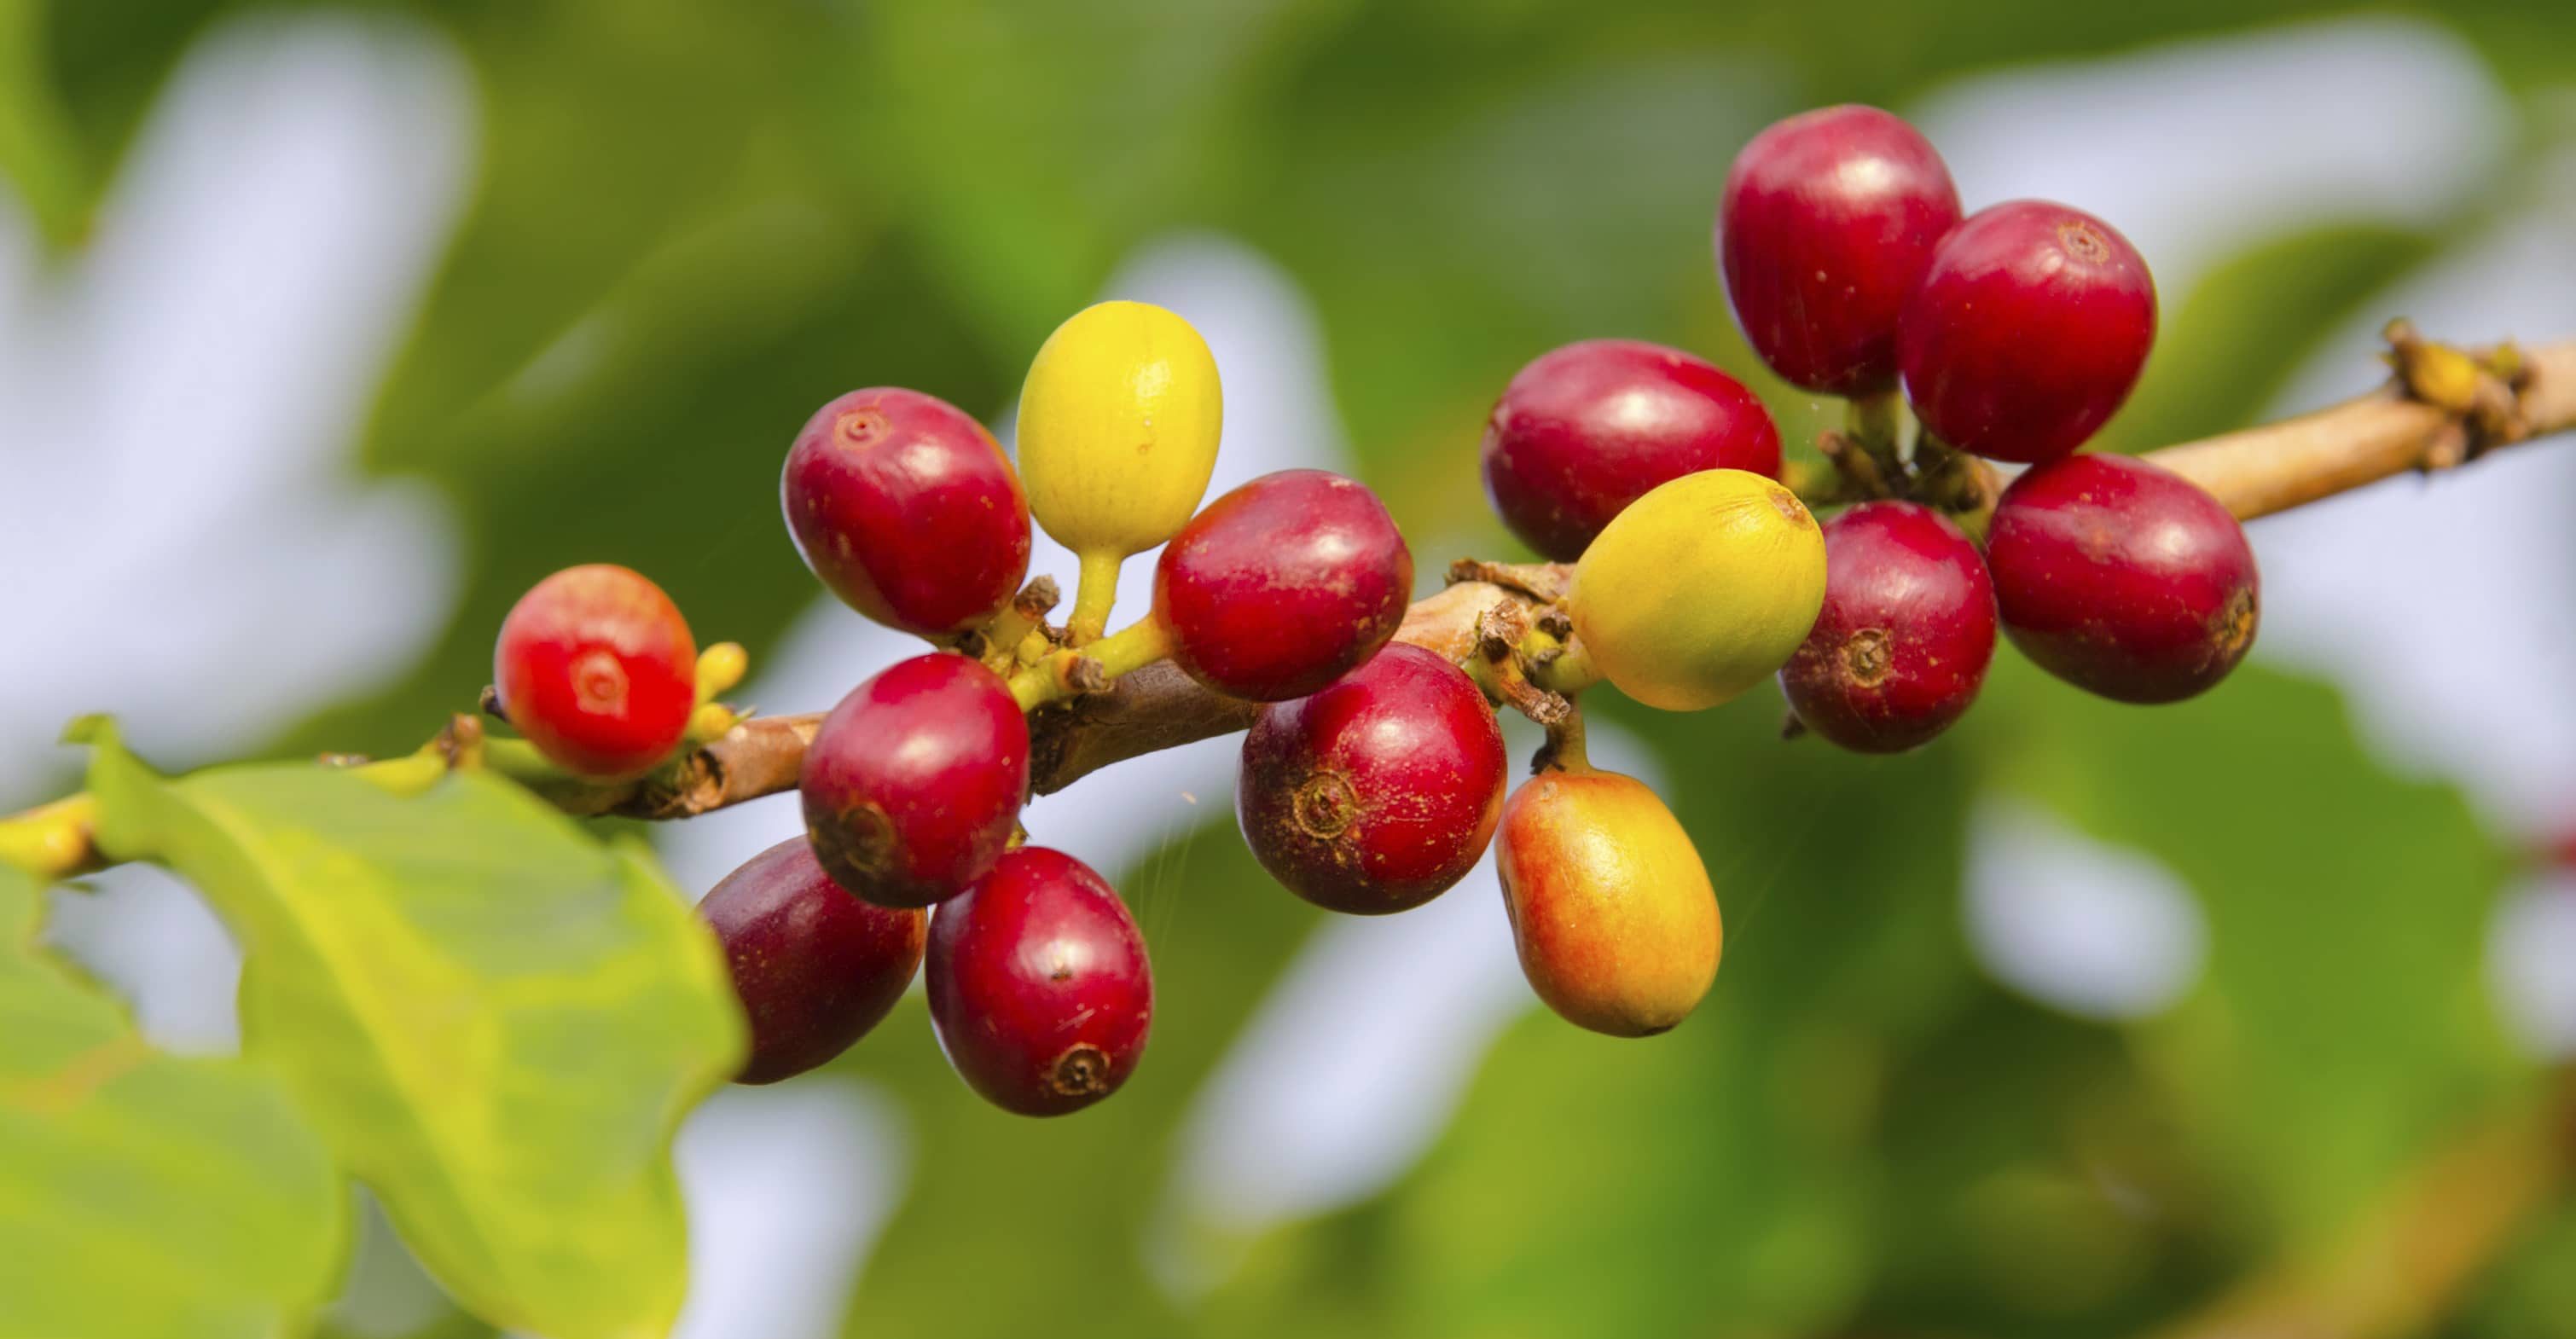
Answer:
[1534,706,1592,775]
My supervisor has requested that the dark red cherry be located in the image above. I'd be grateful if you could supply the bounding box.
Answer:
[925,847,1152,1116]
[1718,104,1963,396]
[700,837,927,1085]
[782,387,1033,638]
[1238,644,1507,914]
[1900,200,2157,465]
[799,652,1029,907]
[1480,339,1782,561]
[1778,501,1995,752]
[1153,469,1413,702]
[494,564,698,781]
[1987,453,2259,704]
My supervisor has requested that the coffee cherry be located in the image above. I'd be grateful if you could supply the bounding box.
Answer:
[781,387,1031,639]
[1017,300,1222,638]
[1900,200,2156,464]
[1237,645,1506,915]
[1498,767,1720,1037]
[1718,105,1963,395]
[494,564,698,781]
[1778,501,1996,752]
[1570,469,1825,711]
[700,837,927,1085]
[1154,469,1413,702]
[925,847,1152,1116]
[1986,453,2259,704]
[1479,339,1782,562]
[800,652,1029,907]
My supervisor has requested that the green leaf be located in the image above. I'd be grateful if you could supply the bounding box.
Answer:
[79,723,746,1339]
[1978,658,2529,1252]
[0,862,345,1339]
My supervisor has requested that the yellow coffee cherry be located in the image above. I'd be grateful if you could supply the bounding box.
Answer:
[1498,767,1720,1037]
[1570,468,1825,711]
[1016,300,1222,640]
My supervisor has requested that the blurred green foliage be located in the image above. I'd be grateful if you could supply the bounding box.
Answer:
[8,1,2574,1336]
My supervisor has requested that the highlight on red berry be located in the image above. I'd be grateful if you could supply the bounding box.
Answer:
[1899,200,2157,464]
[1238,644,1508,915]
[925,846,1152,1116]
[700,836,927,1085]
[1153,468,1413,702]
[800,652,1030,907]
[493,563,699,781]
[1480,339,1781,561]
[1718,104,1963,396]
[1778,501,1997,753]
[1986,453,2259,704]
[782,387,1033,639]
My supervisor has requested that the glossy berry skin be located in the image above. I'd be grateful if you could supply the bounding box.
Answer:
[1570,469,1826,711]
[800,653,1030,907]
[782,387,1031,638]
[494,564,697,781]
[1154,469,1413,702]
[1719,105,1963,395]
[1480,339,1782,561]
[1900,200,2156,464]
[1778,501,1997,752]
[1498,768,1720,1038]
[1986,454,2260,704]
[700,837,927,1085]
[1238,645,1508,915]
[926,847,1152,1116]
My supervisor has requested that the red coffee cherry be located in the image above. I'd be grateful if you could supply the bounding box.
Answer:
[1237,644,1507,914]
[494,563,698,781]
[782,387,1032,638]
[1986,453,2260,704]
[1899,200,2157,464]
[799,652,1029,907]
[1480,339,1782,561]
[1153,469,1413,702]
[1778,501,1996,752]
[1718,104,1963,396]
[699,837,927,1085]
[925,847,1152,1116]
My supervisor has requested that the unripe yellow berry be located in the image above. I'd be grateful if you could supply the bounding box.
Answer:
[1569,468,1825,711]
[1017,302,1222,637]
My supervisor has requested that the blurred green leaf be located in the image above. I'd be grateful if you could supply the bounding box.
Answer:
[2097,224,2438,454]
[0,864,345,1339]
[0,0,86,243]
[79,723,745,1339]
[1979,657,2529,1253]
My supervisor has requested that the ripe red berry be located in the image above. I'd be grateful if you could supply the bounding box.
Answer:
[782,387,1032,638]
[800,652,1029,907]
[1778,501,1996,752]
[1899,200,2156,464]
[1718,105,1963,396]
[700,837,927,1085]
[1986,453,2259,704]
[1479,339,1782,561]
[925,847,1152,1116]
[1153,469,1413,702]
[1237,644,1507,915]
[494,564,698,781]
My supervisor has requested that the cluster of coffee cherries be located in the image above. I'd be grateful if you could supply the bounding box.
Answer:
[484,103,2266,1115]
[1486,103,2260,759]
